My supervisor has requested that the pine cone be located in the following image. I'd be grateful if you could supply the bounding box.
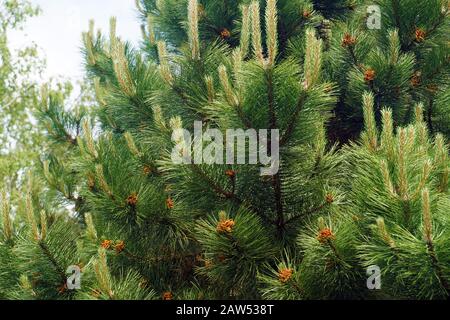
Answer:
[114,240,125,253]
[411,72,421,87]
[143,165,152,175]
[126,192,138,206]
[166,197,174,209]
[325,193,334,204]
[341,33,356,47]
[217,218,235,233]
[278,268,293,283]
[220,28,231,39]
[225,169,236,178]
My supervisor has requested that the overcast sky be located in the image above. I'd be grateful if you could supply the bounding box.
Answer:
[10,0,141,81]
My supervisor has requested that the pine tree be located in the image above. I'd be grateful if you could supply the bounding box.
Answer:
[0,0,449,300]
[3,0,338,300]
[259,93,449,300]
[0,0,44,196]
[78,0,340,300]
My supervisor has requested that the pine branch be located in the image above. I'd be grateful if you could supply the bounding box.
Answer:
[346,46,364,72]
[425,240,450,296]
[291,281,304,296]
[284,201,329,225]
[402,13,446,52]
[264,68,285,232]
[234,103,254,129]
[190,164,234,199]
[123,247,199,264]
[38,242,67,285]
[189,165,275,225]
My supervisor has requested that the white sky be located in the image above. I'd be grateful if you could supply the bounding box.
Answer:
[9,0,141,81]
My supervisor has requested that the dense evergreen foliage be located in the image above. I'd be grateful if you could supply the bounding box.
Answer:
[0,0,449,300]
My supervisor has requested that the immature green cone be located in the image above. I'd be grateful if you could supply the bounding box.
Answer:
[376,217,395,248]
[304,28,323,89]
[110,16,117,51]
[239,5,251,59]
[265,0,278,67]
[218,65,238,106]
[362,92,378,152]
[251,1,264,64]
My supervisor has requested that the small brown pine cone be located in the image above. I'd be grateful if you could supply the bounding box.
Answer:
[364,68,376,83]
[225,169,236,178]
[217,219,235,234]
[166,197,174,209]
[415,28,426,42]
[317,228,335,243]
[114,240,125,254]
[163,291,173,300]
[341,33,356,47]
[126,192,138,206]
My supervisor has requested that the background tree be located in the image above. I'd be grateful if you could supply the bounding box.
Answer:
[0,0,43,186]
[0,80,95,299]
